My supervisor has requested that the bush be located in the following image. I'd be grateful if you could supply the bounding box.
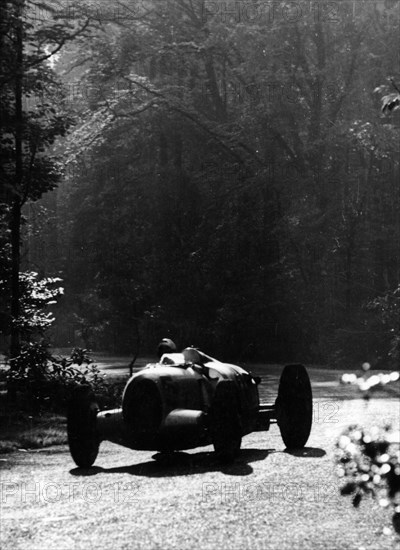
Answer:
[336,366,400,534]
[6,342,122,413]
[367,286,400,369]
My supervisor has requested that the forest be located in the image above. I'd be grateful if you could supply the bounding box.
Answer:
[1,0,399,367]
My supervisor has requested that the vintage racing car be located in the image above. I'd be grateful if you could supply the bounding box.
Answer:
[67,346,313,467]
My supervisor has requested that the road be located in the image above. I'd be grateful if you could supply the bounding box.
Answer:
[1,363,399,549]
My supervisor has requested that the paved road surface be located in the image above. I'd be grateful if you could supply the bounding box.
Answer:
[1,395,399,550]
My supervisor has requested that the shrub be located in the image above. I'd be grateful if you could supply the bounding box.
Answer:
[6,342,121,413]
[336,367,400,534]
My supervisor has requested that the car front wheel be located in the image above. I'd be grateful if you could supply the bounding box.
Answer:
[67,385,100,468]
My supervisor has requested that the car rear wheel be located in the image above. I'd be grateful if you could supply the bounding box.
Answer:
[67,385,100,468]
[210,381,242,463]
[275,364,312,449]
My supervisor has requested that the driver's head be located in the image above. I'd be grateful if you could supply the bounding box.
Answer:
[157,338,177,359]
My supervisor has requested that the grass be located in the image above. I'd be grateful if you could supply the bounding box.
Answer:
[0,405,67,453]
[0,346,128,453]
[0,367,127,453]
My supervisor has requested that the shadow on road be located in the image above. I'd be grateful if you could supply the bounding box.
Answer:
[70,448,274,478]
[284,447,326,458]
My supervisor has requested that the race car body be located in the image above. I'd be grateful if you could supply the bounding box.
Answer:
[67,347,313,467]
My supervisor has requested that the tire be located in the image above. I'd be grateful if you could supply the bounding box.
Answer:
[210,381,242,463]
[67,385,100,468]
[275,364,313,449]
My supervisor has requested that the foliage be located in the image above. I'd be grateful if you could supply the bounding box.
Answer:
[1,269,66,400]
[367,285,400,366]
[0,0,90,371]
[336,363,400,533]
[3,0,398,363]
[43,0,399,360]
[382,94,400,113]
[0,0,78,203]
[4,271,64,337]
[336,424,400,533]
[6,341,117,412]
[378,80,400,113]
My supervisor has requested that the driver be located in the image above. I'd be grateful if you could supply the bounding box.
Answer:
[157,338,177,359]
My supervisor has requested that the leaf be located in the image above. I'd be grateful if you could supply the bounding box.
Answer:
[382,93,400,113]
[341,483,357,495]
[393,512,400,534]
[352,492,362,508]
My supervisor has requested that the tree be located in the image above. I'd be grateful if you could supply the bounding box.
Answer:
[24,0,400,362]
[0,0,89,393]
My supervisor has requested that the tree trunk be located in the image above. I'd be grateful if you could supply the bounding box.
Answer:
[10,200,21,360]
[8,1,24,399]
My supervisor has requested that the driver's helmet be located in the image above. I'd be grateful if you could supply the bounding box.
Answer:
[157,338,177,359]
